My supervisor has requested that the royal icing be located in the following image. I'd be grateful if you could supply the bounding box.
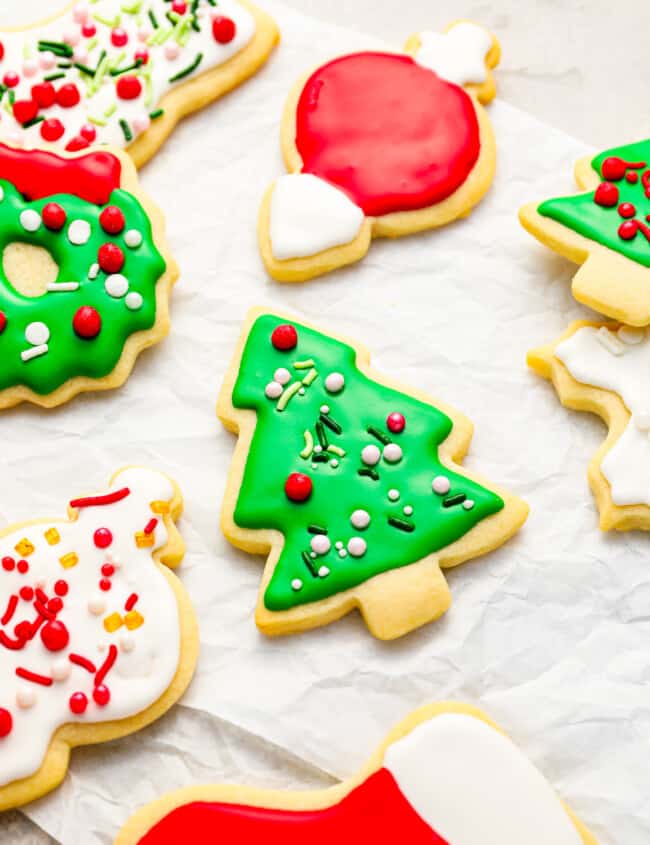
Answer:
[0,0,254,152]
[0,144,166,398]
[0,468,181,787]
[229,314,504,612]
[414,22,492,86]
[538,139,650,265]
[131,713,581,845]
[555,324,650,506]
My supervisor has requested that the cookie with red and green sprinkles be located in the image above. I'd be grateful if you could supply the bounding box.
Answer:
[0,0,278,167]
[0,142,178,409]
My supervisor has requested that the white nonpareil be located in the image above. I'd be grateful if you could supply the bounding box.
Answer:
[269,173,364,260]
[384,713,582,845]
[414,22,492,87]
[555,324,650,506]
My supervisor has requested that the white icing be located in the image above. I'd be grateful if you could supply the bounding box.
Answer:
[556,325,650,505]
[0,0,255,151]
[269,174,364,260]
[0,468,182,786]
[384,713,582,845]
[415,22,492,87]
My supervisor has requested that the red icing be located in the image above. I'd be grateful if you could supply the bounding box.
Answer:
[41,118,65,143]
[117,75,143,101]
[618,202,636,218]
[594,182,618,208]
[12,99,38,126]
[32,82,56,109]
[93,684,110,706]
[70,488,130,509]
[601,156,646,181]
[137,769,447,845]
[16,560,28,574]
[56,84,81,109]
[93,528,114,548]
[0,144,121,205]
[285,472,313,502]
[54,581,68,597]
[295,52,481,217]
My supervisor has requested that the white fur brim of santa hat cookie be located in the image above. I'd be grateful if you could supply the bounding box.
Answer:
[414,22,494,86]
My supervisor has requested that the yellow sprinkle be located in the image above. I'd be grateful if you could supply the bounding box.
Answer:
[277,381,302,412]
[124,610,144,630]
[59,552,79,569]
[44,528,60,546]
[293,359,315,369]
[135,531,155,548]
[150,500,170,514]
[15,538,35,557]
[300,430,314,459]
[302,368,318,386]
[103,612,123,633]
[328,445,346,457]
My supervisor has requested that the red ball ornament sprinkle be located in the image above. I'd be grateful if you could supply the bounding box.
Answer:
[69,692,88,715]
[80,123,97,142]
[618,202,636,219]
[12,99,38,126]
[56,83,81,108]
[594,182,619,208]
[54,580,69,597]
[94,527,113,549]
[93,685,111,707]
[116,74,142,100]
[41,620,70,652]
[619,220,638,240]
[386,412,406,434]
[82,22,96,38]
[172,0,187,12]
[111,27,128,47]
[601,156,633,182]
[101,563,115,577]
[285,472,313,502]
[271,324,298,351]
[0,708,12,739]
[47,597,63,614]
[41,118,65,142]
[100,205,126,234]
[16,560,28,574]
[0,312,6,334]
[3,72,19,89]
[31,81,56,108]
[1,556,14,571]
[98,242,125,273]
[42,202,67,231]
[66,135,90,152]
[99,578,112,592]
[19,586,34,601]
[73,306,102,340]
[626,171,639,184]
[212,15,237,43]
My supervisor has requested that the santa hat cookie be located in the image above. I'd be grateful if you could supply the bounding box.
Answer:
[0,0,278,167]
[0,467,198,811]
[259,21,500,281]
[116,703,599,845]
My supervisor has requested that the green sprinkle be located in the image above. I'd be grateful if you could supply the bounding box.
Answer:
[44,72,66,82]
[276,381,302,412]
[119,118,133,142]
[148,8,159,27]
[121,0,142,13]
[109,59,143,76]
[74,62,96,76]
[320,413,342,435]
[311,453,329,463]
[388,517,415,533]
[358,468,379,481]
[207,0,216,5]
[148,108,164,120]
[301,551,318,578]
[302,369,318,386]
[327,445,346,457]
[300,430,314,459]
[104,102,117,118]
[86,37,99,53]
[22,115,45,129]
[93,12,120,27]
[293,359,315,369]
[367,426,390,445]
[442,493,467,508]
[315,421,329,450]
[38,40,74,57]
[168,51,203,83]
[307,525,328,535]
[87,115,108,126]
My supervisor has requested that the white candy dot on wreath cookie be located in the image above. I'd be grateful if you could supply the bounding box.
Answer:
[20,209,40,232]
[350,509,370,529]
[432,475,450,495]
[361,444,381,466]
[383,443,403,463]
[325,372,345,393]
[125,229,143,249]
[25,321,49,345]
[274,367,291,385]
[68,219,91,245]
[125,292,144,311]
[105,274,129,298]
[310,534,331,555]
[265,381,283,399]
[347,537,367,557]
[291,578,303,591]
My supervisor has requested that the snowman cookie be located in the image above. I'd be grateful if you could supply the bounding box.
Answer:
[0,142,177,409]
[0,0,278,167]
[116,702,599,845]
[258,21,500,282]
[0,467,198,811]
[530,320,650,531]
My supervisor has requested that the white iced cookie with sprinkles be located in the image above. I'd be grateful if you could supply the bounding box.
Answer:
[0,0,278,166]
[0,466,198,812]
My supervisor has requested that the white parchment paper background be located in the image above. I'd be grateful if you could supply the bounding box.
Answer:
[0,2,647,843]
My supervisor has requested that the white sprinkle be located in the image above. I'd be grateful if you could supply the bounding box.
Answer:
[21,343,48,362]
[124,229,143,249]
[325,372,345,393]
[298,387,306,395]
[46,281,79,292]
[320,404,330,414]
[88,262,100,280]
[87,595,106,616]
[125,291,143,310]
[310,551,316,558]
[318,566,330,578]
[330,459,339,468]
[310,534,331,555]
[97,641,108,652]
[16,688,36,709]
[403,505,413,516]
[105,274,129,298]
[596,326,625,356]
[635,413,650,431]
[463,499,475,510]
[25,321,50,345]
[120,634,135,653]
[335,541,344,550]
[361,444,381,466]
[20,209,41,232]
[432,476,451,495]
[350,509,371,529]
[274,367,291,385]
[68,219,91,245]
[338,549,347,558]
[51,659,71,682]
[383,443,403,463]
[618,326,645,345]
[291,578,303,591]
[347,537,367,557]
[313,445,322,453]
[388,489,400,501]
[265,381,283,399]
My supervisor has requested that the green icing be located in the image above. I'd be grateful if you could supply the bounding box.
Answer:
[0,180,165,395]
[538,139,650,267]
[231,314,505,612]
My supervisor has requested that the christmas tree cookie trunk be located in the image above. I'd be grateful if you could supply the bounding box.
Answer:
[217,309,528,640]
[520,139,650,326]
[0,467,199,811]
[116,702,599,845]
[258,21,500,282]
[0,0,278,167]
[529,320,650,531]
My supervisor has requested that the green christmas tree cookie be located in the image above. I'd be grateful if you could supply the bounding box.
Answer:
[520,139,650,326]
[218,309,529,640]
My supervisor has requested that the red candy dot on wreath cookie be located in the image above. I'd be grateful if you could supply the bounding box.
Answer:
[271,324,298,351]
[594,182,619,208]
[69,692,88,715]
[73,306,102,340]
[31,82,56,109]
[627,172,639,184]
[212,15,237,43]
[100,205,126,234]
[0,708,12,739]
[42,202,67,231]
[94,527,113,549]
[285,472,313,502]
[98,243,125,273]
[12,99,38,126]
[618,202,636,218]
[56,83,81,108]
[619,220,638,240]
[111,27,128,47]
[41,118,65,142]
[3,72,19,89]
[0,312,6,335]
[117,75,142,100]
[386,412,406,434]
[93,685,111,707]
[41,620,70,652]
[601,156,639,181]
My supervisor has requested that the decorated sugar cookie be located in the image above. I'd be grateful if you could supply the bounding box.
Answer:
[0,0,278,166]
[116,702,599,845]
[217,309,528,639]
[520,139,650,326]
[0,142,177,409]
[529,320,650,531]
[258,21,500,282]
[0,467,198,811]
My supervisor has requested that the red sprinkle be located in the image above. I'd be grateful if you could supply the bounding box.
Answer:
[99,578,112,592]
[271,324,298,351]
[111,27,129,47]
[69,692,88,715]
[0,630,25,650]
[31,82,56,109]
[12,99,38,126]
[593,182,619,208]
[0,708,12,738]
[70,488,130,509]
[626,172,639,184]
[212,15,237,44]
[124,593,138,612]
[54,580,69,597]
[41,118,65,142]
[94,644,118,687]
[1,595,18,626]
[134,48,149,65]
[0,312,6,334]
[42,202,67,231]
[47,597,63,614]
[618,202,636,218]
[601,156,645,181]
[172,0,187,13]
[101,563,115,577]
[93,684,111,707]
[285,472,313,503]
[16,560,28,575]
[99,205,126,234]
[80,124,97,142]
[3,72,19,89]
[386,412,406,433]
[94,527,113,549]
[16,667,53,686]
[2,557,15,572]
[116,74,142,100]
[66,135,91,153]
[56,83,81,109]
[0,43,4,62]
[144,518,158,535]
[82,22,97,38]
[619,220,638,240]
[98,242,125,273]
[73,305,102,340]
[69,653,97,673]
[40,620,70,652]
[19,586,34,602]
